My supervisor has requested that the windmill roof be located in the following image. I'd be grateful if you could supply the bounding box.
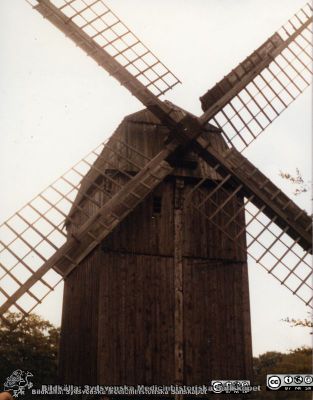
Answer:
[65,102,226,228]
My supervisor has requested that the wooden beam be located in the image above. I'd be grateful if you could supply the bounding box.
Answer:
[34,0,180,128]
[193,136,312,252]
[199,16,312,123]
[174,178,184,398]
[0,147,174,316]
[166,113,312,252]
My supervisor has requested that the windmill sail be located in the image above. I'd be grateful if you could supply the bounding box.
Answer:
[0,122,177,323]
[200,3,313,151]
[185,171,312,306]
[195,140,312,251]
[26,0,180,121]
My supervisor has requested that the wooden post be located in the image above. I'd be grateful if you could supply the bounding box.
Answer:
[174,178,184,400]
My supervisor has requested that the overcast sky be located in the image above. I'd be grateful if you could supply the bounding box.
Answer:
[0,0,312,356]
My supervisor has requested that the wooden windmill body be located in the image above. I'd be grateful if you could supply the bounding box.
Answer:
[0,1,312,398]
[59,106,252,385]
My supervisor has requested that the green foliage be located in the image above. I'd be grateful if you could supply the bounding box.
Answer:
[279,168,309,196]
[253,347,312,399]
[283,315,313,334]
[0,313,59,391]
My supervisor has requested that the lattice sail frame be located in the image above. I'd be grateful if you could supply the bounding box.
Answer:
[26,0,181,97]
[202,3,313,152]
[184,147,312,306]
[0,133,169,321]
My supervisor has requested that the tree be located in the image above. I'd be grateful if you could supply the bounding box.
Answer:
[253,347,312,399]
[0,313,59,398]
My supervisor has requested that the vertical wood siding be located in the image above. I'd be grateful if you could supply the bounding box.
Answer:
[59,106,253,388]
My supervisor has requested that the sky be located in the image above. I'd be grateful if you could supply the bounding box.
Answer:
[0,0,312,356]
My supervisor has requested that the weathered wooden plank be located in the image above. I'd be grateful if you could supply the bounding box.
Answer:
[183,259,252,384]
[97,252,175,385]
[174,178,184,399]
[58,249,101,384]
[184,182,246,261]
[103,181,174,257]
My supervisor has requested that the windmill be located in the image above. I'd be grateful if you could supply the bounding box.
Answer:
[0,0,312,391]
